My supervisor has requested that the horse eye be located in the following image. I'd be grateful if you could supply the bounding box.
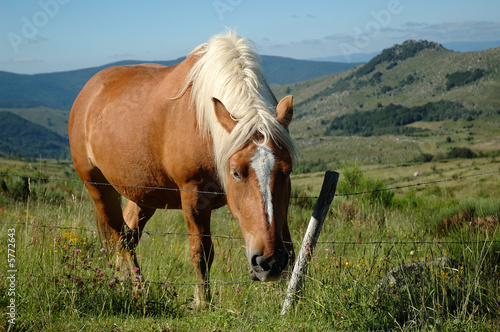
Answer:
[232,170,241,180]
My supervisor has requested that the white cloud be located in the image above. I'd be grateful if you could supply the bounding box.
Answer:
[403,20,500,41]
[107,52,135,59]
[260,20,500,59]
[1,57,41,64]
[324,33,352,41]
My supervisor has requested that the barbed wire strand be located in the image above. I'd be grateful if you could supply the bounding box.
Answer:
[2,221,498,247]
[335,169,500,197]
[1,169,499,199]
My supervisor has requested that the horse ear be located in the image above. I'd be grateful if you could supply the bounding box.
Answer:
[212,97,237,133]
[276,95,293,131]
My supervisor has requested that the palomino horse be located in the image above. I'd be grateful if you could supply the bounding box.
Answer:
[68,31,297,306]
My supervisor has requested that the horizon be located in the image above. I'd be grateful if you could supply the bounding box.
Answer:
[1,0,500,74]
[4,39,500,76]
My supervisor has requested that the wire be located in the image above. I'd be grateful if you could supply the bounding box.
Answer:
[1,169,499,199]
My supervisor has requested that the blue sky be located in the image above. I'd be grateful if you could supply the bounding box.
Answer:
[1,0,500,74]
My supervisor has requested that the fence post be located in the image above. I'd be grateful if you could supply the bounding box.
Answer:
[281,170,339,315]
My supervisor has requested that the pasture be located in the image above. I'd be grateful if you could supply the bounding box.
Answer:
[1,156,499,331]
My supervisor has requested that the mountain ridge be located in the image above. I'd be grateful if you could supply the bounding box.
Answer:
[309,40,500,63]
[0,56,359,111]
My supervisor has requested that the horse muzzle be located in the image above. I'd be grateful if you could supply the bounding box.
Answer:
[248,249,289,281]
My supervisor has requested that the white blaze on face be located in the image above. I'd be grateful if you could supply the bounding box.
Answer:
[251,146,275,224]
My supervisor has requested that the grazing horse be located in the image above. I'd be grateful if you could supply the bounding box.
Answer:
[68,31,297,306]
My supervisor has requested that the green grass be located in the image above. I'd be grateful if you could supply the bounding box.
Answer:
[0,159,499,331]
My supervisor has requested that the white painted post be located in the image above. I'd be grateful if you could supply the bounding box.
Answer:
[281,171,339,315]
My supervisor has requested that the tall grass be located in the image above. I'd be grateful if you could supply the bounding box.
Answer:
[0,164,499,331]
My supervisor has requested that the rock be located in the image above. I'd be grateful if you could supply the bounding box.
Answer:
[374,257,457,293]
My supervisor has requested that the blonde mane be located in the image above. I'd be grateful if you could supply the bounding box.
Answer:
[183,31,297,190]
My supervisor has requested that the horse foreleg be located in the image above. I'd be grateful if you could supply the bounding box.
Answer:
[181,191,214,309]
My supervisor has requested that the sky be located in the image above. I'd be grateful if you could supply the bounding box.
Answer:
[1,0,500,74]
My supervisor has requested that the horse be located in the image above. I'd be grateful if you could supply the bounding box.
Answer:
[68,31,297,307]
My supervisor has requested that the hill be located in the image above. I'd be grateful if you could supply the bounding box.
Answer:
[1,40,500,165]
[0,56,358,111]
[0,111,69,159]
[272,40,500,172]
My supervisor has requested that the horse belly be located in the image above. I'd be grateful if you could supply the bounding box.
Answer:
[87,113,183,209]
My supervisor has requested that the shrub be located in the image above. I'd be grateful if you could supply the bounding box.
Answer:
[445,69,484,90]
[447,147,477,159]
[337,163,394,208]
[324,100,480,137]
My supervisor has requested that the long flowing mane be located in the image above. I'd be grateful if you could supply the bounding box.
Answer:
[182,31,297,189]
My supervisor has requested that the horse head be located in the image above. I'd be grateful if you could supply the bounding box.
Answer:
[212,95,294,281]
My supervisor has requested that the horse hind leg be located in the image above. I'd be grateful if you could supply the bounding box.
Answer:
[85,181,124,249]
[122,200,156,272]
[82,171,137,271]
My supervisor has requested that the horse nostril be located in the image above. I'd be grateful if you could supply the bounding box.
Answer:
[249,251,288,281]
[251,252,288,270]
[251,253,272,270]
[255,254,269,269]
[251,253,260,268]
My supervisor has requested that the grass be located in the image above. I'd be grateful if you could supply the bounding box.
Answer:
[0,158,499,331]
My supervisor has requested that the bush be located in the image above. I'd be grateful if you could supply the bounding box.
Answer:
[447,147,477,159]
[413,153,434,163]
[446,69,484,90]
[0,168,72,204]
[337,163,394,208]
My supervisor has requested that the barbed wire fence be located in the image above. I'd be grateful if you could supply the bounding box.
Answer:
[1,170,499,288]
[1,169,499,198]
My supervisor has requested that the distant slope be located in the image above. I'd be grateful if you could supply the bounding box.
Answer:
[1,106,70,138]
[309,40,500,63]
[272,40,500,170]
[274,40,500,121]
[0,56,358,110]
[0,112,69,159]
[0,58,183,111]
